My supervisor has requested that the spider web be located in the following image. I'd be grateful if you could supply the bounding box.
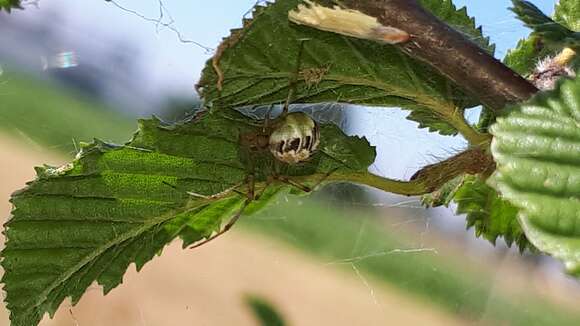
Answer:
[3,1,580,325]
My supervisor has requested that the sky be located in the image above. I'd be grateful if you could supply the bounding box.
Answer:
[7,0,558,180]
[11,0,555,94]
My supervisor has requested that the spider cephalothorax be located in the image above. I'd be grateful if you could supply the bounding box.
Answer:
[268,112,320,164]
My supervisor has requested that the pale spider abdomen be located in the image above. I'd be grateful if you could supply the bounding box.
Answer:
[269,112,320,164]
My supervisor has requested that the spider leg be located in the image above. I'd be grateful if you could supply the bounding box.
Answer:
[263,104,275,131]
[188,198,251,250]
[246,173,255,200]
[311,167,340,189]
[275,167,339,193]
[186,181,245,200]
[189,173,257,250]
[162,180,246,201]
[253,175,274,200]
[282,39,307,116]
[276,175,312,192]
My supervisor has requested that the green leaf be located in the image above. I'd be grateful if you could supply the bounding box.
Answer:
[197,0,494,136]
[454,176,529,250]
[490,75,580,274]
[510,0,580,49]
[503,38,544,77]
[421,174,529,250]
[554,0,580,31]
[2,109,375,326]
[504,0,579,76]
[0,0,21,12]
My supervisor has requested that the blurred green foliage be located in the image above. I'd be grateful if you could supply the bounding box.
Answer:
[0,0,21,12]
[157,96,202,123]
[245,295,286,326]
[0,69,135,155]
[244,198,580,326]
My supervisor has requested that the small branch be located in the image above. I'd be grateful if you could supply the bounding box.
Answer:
[328,171,426,195]
[408,146,494,191]
[296,146,494,196]
[295,171,426,196]
[345,0,539,110]
[448,111,491,146]
[296,0,539,111]
[421,96,491,145]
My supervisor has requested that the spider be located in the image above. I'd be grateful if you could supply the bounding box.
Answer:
[188,42,338,249]
[187,105,335,249]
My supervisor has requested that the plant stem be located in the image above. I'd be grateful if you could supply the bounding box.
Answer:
[293,171,425,195]
[330,171,427,195]
[300,146,494,196]
[448,110,492,146]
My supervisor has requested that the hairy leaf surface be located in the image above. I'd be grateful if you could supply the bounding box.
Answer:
[2,109,375,326]
[490,75,580,274]
[197,0,494,136]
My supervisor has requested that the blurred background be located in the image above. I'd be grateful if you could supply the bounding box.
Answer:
[2,0,580,325]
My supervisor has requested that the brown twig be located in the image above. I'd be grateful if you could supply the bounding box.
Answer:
[341,0,539,111]
[409,146,494,192]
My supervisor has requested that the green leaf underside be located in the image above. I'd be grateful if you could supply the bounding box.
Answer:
[504,0,579,76]
[198,0,494,136]
[454,176,529,250]
[2,109,375,326]
[490,76,580,274]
